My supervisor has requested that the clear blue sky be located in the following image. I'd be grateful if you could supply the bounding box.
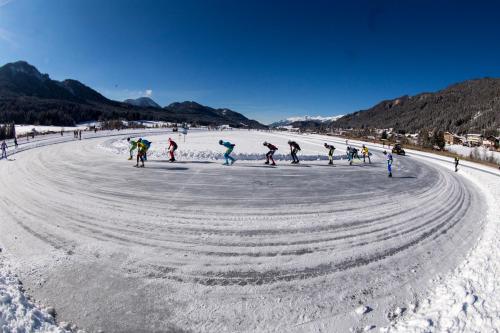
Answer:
[1,0,500,124]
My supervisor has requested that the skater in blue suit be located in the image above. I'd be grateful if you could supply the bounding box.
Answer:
[219,140,236,165]
[383,150,393,177]
[140,139,152,161]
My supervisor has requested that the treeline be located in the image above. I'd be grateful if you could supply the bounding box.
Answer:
[0,123,15,140]
[0,97,267,129]
[0,97,164,127]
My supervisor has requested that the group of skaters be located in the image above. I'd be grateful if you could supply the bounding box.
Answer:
[125,137,395,175]
[73,130,83,140]
[346,145,372,165]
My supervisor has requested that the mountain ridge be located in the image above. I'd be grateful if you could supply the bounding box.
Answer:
[123,96,161,108]
[0,61,266,128]
[331,78,500,134]
[269,115,343,127]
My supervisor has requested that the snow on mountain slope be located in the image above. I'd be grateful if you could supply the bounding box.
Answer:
[123,97,161,108]
[270,115,343,127]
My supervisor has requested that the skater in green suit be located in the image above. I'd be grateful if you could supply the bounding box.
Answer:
[127,137,137,160]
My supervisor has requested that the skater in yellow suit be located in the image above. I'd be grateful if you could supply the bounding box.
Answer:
[362,145,371,164]
[135,139,147,167]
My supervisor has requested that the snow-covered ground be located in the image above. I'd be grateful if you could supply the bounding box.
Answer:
[446,144,500,164]
[0,130,498,332]
[380,150,500,332]
[0,261,72,333]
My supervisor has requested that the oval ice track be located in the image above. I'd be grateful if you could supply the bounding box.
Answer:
[0,132,486,332]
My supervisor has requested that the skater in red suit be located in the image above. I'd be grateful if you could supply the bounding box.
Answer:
[263,141,278,166]
[168,138,178,162]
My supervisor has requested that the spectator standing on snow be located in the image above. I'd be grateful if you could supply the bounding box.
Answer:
[14,137,18,149]
[1,141,7,159]
[383,150,393,177]
[219,140,236,165]
[288,140,301,164]
[79,130,82,140]
[454,157,459,172]
[362,145,371,164]
[168,138,178,162]
[263,141,278,166]
[324,143,335,165]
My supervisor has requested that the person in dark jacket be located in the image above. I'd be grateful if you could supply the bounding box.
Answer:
[324,143,335,165]
[288,140,301,164]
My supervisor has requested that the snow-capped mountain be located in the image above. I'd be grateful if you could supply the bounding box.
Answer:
[123,97,161,108]
[269,115,343,127]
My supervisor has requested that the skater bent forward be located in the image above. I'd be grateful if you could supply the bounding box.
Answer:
[168,138,178,162]
[324,143,335,165]
[263,141,278,165]
[288,140,301,164]
[362,145,371,164]
[219,140,236,165]
[127,137,138,160]
[135,139,147,167]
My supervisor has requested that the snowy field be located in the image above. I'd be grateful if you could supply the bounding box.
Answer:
[0,130,498,332]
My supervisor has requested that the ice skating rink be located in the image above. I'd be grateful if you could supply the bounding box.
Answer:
[0,130,489,332]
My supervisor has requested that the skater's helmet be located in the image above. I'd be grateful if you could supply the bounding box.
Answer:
[324,143,328,147]
[127,137,130,142]
[383,150,387,155]
[263,141,268,146]
[138,138,142,142]
[168,137,172,142]
[288,140,292,144]
[219,140,223,145]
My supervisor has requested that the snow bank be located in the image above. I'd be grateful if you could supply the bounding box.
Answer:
[15,125,88,136]
[381,151,500,332]
[101,130,354,162]
[446,144,500,164]
[0,260,71,332]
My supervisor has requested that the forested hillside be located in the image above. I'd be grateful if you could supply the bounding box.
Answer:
[332,78,500,135]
